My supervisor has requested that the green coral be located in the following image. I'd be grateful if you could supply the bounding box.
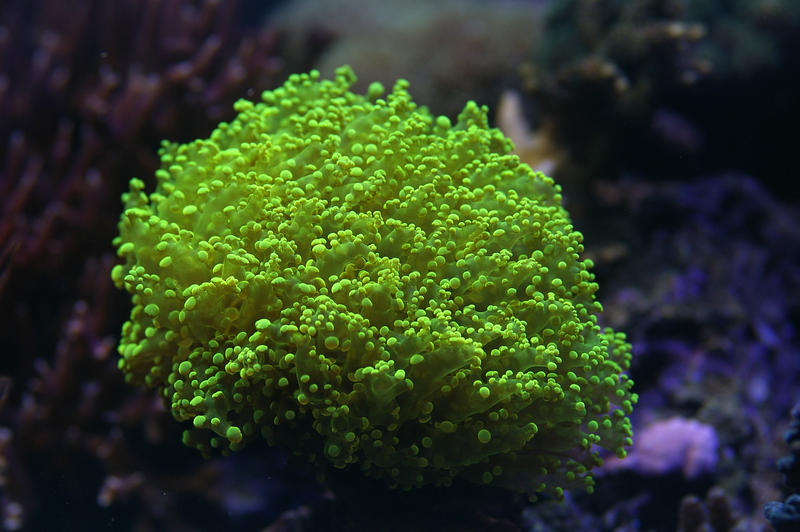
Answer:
[112,66,635,498]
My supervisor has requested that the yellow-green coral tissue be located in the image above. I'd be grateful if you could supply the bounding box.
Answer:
[111,66,636,499]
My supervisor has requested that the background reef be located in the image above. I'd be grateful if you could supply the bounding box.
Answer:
[1,0,799,531]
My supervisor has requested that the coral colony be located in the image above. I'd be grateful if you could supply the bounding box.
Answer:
[112,67,635,498]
